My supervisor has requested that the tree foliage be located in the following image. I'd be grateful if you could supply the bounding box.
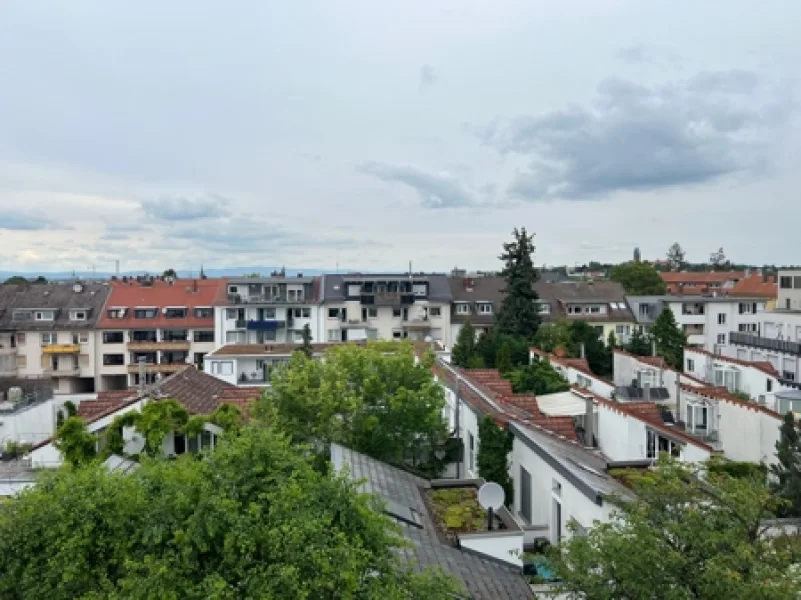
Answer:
[666,242,686,271]
[651,308,687,370]
[53,416,96,467]
[263,342,449,472]
[0,427,459,599]
[625,325,653,357]
[770,412,801,517]
[532,318,573,355]
[476,415,514,507]
[567,321,612,378]
[609,261,667,295]
[451,319,478,368]
[551,457,801,599]
[710,247,729,271]
[300,323,313,358]
[509,358,570,395]
[494,227,542,340]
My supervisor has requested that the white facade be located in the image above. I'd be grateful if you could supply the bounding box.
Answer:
[0,396,64,447]
[204,352,291,386]
[322,302,451,346]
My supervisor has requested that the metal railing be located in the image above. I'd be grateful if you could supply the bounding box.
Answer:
[729,332,801,356]
[0,388,54,415]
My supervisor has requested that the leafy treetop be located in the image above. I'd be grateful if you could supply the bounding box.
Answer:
[651,307,686,370]
[494,227,542,340]
[609,261,667,295]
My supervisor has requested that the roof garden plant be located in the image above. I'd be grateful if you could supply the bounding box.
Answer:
[428,487,486,538]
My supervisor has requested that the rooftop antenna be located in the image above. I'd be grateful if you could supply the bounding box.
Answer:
[87,264,96,279]
[477,482,505,532]
[115,260,120,275]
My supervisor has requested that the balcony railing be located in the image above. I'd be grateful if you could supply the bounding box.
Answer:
[43,365,81,376]
[729,332,801,356]
[127,340,190,351]
[0,346,18,356]
[402,318,432,330]
[41,344,80,354]
[126,362,190,374]
[246,319,285,331]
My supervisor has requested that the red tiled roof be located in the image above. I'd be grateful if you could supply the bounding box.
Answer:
[684,346,780,377]
[680,383,782,420]
[728,274,777,298]
[216,387,266,421]
[77,398,135,421]
[660,271,745,284]
[96,278,227,329]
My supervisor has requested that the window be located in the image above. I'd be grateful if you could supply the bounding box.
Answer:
[228,286,238,294]
[795,276,801,290]
[193,352,206,367]
[107,308,125,319]
[687,404,708,432]
[477,303,493,314]
[193,330,215,343]
[103,354,124,366]
[211,361,233,375]
[74,333,89,344]
[686,358,695,372]
[367,308,378,318]
[292,330,303,342]
[41,333,57,345]
[134,308,157,319]
[520,466,532,523]
[717,333,726,344]
[327,329,340,342]
[468,432,475,471]
[538,302,550,314]
[738,302,757,315]
[738,323,758,333]
[164,307,187,319]
[392,329,403,339]
[103,331,124,344]
[455,303,470,315]
[588,305,601,314]
[780,276,793,289]
[767,378,773,392]
[328,308,340,319]
[162,330,188,341]
[413,284,427,297]
[567,305,582,315]
[35,311,55,321]
[718,313,726,325]
[616,324,630,335]
[17,333,25,345]
[392,308,402,318]
[70,310,87,321]
[226,308,237,320]
[429,307,441,317]
[225,331,245,344]
[292,308,311,319]
[194,307,213,318]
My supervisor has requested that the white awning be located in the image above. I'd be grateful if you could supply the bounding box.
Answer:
[536,391,592,417]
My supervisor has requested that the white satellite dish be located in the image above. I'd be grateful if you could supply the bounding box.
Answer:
[477,481,505,511]
[72,283,83,293]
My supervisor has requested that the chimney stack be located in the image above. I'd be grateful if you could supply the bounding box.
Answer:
[584,394,595,448]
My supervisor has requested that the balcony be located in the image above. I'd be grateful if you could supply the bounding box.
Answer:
[402,318,432,330]
[126,362,190,374]
[43,365,81,376]
[729,332,801,356]
[363,291,415,306]
[0,346,18,356]
[246,319,285,331]
[127,340,190,351]
[0,365,17,376]
[41,344,80,354]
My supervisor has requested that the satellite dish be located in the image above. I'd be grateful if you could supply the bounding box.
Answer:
[72,283,83,293]
[477,482,505,511]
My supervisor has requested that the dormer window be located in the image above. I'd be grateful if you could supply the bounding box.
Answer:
[455,303,470,315]
[194,307,213,319]
[70,310,87,321]
[107,307,127,319]
[134,307,157,319]
[35,310,55,321]
[477,303,493,315]
[567,305,583,315]
[537,302,550,314]
[164,307,187,319]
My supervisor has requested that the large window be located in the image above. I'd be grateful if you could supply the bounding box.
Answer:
[210,361,233,375]
[780,276,793,289]
[134,308,157,319]
[520,466,532,523]
[455,303,470,315]
[103,354,124,366]
[164,307,187,319]
[193,330,215,343]
[468,432,475,471]
[103,331,124,344]
[194,307,213,319]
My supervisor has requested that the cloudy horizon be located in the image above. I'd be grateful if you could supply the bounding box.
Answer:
[1,1,799,274]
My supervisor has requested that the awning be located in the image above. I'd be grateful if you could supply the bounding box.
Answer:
[536,391,592,417]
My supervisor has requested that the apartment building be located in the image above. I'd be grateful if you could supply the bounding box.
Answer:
[94,276,225,391]
[214,274,322,346]
[534,280,637,345]
[0,282,111,393]
[725,269,801,382]
[627,294,770,352]
[659,270,745,295]
[321,273,453,346]
[448,274,504,341]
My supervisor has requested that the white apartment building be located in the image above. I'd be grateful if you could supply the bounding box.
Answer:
[627,295,769,353]
[0,282,111,393]
[726,270,801,382]
[94,277,223,391]
[320,273,453,346]
[214,275,323,347]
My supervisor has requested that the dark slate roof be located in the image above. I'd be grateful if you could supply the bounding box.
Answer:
[533,281,635,323]
[331,444,532,600]
[0,282,111,331]
[448,276,505,326]
[322,273,453,303]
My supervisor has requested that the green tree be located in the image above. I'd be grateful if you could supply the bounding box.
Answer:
[770,412,801,517]
[568,321,612,378]
[301,323,313,358]
[135,399,189,456]
[451,320,478,367]
[473,331,529,370]
[162,268,177,278]
[54,417,97,467]
[606,329,618,349]
[0,427,459,599]
[476,415,514,507]
[666,242,686,271]
[494,227,542,340]
[609,261,667,295]
[495,342,513,375]
[509,359,569,395]
[264,342,449,471]
[3,275,27,285]
[710,247,729,271]
[532,318,572,354]
[551,457,801,599]
[651,307,686,370]
[625,326,653,356]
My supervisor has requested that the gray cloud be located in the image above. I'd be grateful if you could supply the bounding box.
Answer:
[356,161,485,208]
[616,44,684,68]
[140,194,232,221]
[476,70,793,201]
[419,65,437,90]
[1,210,60,231]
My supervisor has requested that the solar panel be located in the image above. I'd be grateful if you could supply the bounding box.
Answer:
[384,499,424,528]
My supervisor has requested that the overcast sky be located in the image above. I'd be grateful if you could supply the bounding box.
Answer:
[1,1,799,273]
